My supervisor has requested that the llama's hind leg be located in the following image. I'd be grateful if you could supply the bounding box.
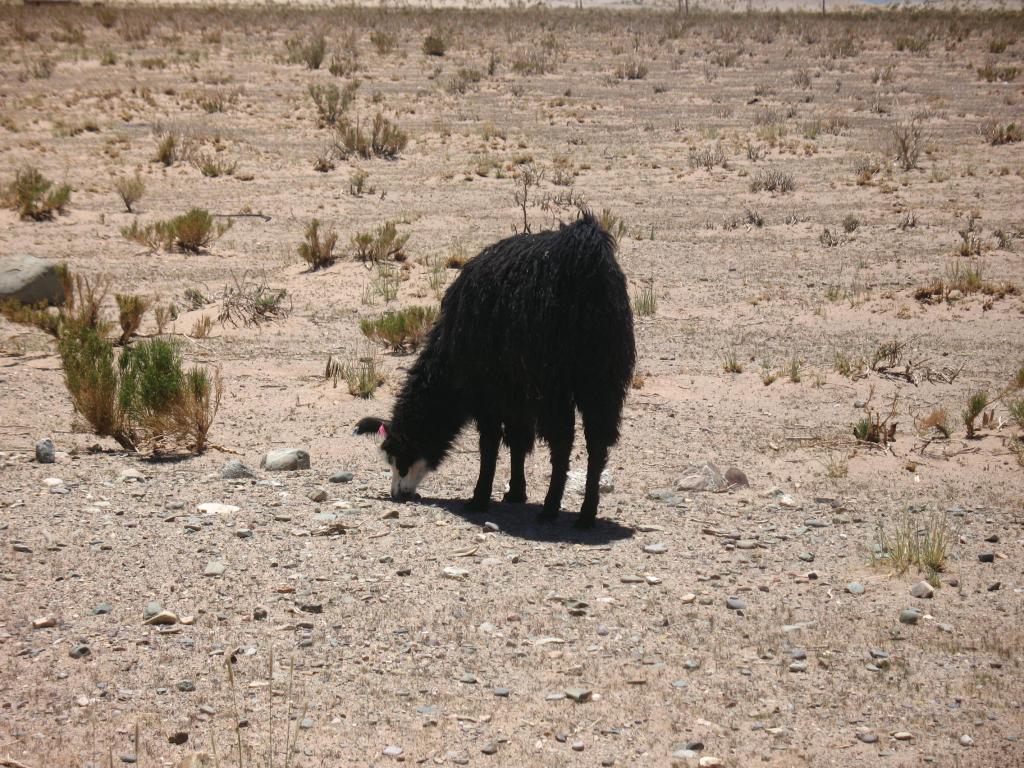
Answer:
[538,406,574,523]
[465,420,500,512]
[502,421,534,504]
[576,396,620,528]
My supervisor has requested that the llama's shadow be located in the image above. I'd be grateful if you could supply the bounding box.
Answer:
[410,495,635,544]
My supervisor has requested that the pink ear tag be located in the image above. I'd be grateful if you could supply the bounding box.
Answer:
[377,424,388,438]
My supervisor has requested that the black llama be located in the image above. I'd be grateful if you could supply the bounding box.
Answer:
[356,211,635,527]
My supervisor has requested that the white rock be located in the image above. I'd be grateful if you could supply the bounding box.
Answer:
[197,503,240,515]
[443,567,469,579]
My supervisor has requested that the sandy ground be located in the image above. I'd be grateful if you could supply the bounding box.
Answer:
[1,5,1024,768]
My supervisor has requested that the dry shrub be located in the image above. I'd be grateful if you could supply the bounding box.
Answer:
[218,272,290,327]
[334,113,408,160]
[6,166,71,221]
[116,294,149,345]
[360,306,438,351]
[351,221,410,263]
[298,219,338,271]
[114,172,145,213]
[889,117,925,170]
[981,120,1022,145]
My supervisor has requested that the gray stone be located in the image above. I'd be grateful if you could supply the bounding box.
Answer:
[845,582,864,595]
[69,644,91,659]
[493,687,510,697]
[959,735,974,747]
[220,460,255,480]
[798,552,815,563]
[565,687,592,703]
[0,255,66,306]
[329,471,354,484]
[308,488,328,503]
[261,448,310,472]
[899,608,921,625]
[382,745,403,757]
[675,462,728,493]
[643,543,668,555]
[203,561,227,577]
[910,581,934,599]
[175,680,195,692]
[978,552,995,563]
[857,732,878,744]
[92,603,113,615]
[143,602,163,620]
[35,438,55,464]
[481,743,498,755]
[726,596,746,611]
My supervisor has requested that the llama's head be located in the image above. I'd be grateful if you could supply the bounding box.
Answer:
[353,417,431,499]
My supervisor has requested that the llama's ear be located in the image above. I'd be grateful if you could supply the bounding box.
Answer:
[354,417,390,437]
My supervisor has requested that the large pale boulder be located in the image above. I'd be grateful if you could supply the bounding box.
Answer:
[0,255,65,306]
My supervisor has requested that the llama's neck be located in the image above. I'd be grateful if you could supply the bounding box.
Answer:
[391,352,467,468]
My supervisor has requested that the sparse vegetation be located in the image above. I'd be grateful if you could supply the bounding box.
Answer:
[423,33,447,57]
[749,167,795,193]
[351,221,410,263]
[298,219,338,271]
[121,208,232,253]
[286,33,326,69]
[334,113,408,159]
[360,306,438,351]
[981,120,1022,145]
[5,166,71,221]
[309,81,359,128]
[871,511,954,584]
[114,172,145,213]
[115,294,149,345]
[633,278,657,317]
[889,117,926,170]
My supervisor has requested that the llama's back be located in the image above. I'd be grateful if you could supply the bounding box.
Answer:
[434,215,635,403]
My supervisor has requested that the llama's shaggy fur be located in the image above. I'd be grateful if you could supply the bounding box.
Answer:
[357,212,635,527]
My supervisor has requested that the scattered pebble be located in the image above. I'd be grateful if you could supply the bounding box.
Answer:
[31,616,57,629]
[329,471,354,483]
[35,438,55,464]
[899,608,921,625]
[978,552,995,563]
[382,745,403,757]
[144,611,178,626]
[69,644,90,659]
[725,596,746,611]
[959,735,974,747]
[565,687,592,703]
[203,561,227,577]
[261,448,310,472]
[643,543,668,555]
[910,581,934,599]
[845,582,865,595]
[220,460,255,480]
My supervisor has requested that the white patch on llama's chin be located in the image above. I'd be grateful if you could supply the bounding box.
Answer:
[390,458,430,498]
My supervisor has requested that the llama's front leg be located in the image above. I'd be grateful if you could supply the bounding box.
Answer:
[465,422,500,512]
[502,422,533,503]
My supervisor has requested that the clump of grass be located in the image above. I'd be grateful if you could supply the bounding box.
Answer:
[750,167,795,193]
[843,214,860,233]
[334,113,408,160]
[59,324,134,449]
[360,306,438,351]
[962,390,991,439]
[114,172,145,213]
[853,156,881,185]
[889,117,925,170]
[722,349,742,374]
[871,512,953,587]
[351,221,410,263]
[787,356,802,383]
[349,169,373,197]
[819,227,840,247]
[597,208,627,242]
[154,130,181,166]
[121,209,232,253]
[914,259,1018,304]
[633,277,657,317]
[977,61,1019,82]
[615,58,648,80]
[118,337,222,453]
[326,348,385,398]
[115,294,149,345]
[422,33,447,56]
[191,151,237,178]
[371,29,397,55]
[309,81,359,128]
[5,166,71,221]
[688,144,727,170]
[981,120,1022,146]
[298,219,338,271]
[286,33,326,69]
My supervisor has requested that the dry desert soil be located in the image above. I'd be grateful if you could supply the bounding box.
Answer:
[1,4,1023,768]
